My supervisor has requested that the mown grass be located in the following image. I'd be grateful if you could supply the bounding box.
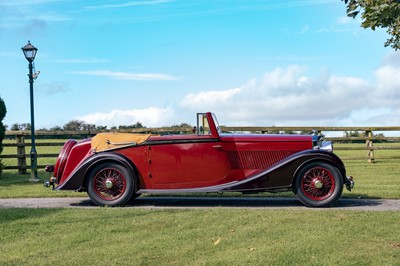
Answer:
[334,143,400,199]
[0,208,399,265]
[0,171,81,198]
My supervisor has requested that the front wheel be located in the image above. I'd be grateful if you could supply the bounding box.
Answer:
[87,163,135,206]
[294,162,343,207]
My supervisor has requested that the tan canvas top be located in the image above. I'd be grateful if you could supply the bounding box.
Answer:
[91,133,151,152]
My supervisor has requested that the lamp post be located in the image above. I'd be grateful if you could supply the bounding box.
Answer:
[21,41,39,182]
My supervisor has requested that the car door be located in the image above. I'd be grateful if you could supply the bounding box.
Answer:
[147,136,230,189]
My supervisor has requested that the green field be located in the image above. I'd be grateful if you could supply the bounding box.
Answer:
[0,208,399,265]
[0,141,399,265]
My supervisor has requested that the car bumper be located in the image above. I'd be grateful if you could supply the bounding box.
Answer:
[43,177,57,189]
[345,176,355,191]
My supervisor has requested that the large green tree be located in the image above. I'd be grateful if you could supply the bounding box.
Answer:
[343,0,400,50]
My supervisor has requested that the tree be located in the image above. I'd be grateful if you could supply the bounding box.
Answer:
[81,123,96,131]
[343,0,400,50]
[0,97,6,176]
[10,123,21,131]
[22,123,31,130]
[50,126,63,131]
[118,122,145,130]
[63,120,101,131]
[10,123,31,131]
[96,125,108,131]
[63,120,86,131]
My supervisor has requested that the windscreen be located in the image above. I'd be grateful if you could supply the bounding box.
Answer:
[197,113,210,135]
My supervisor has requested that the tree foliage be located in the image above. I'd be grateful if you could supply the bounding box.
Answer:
[0,97,7,176]
[10,123,31,131]
[63,120,96,131]
[118,122,145,130]
[343,0,400,50]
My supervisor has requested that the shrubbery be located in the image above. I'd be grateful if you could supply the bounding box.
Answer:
[0,97,7,176]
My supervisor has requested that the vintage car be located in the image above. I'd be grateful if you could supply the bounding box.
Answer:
[44,112,354,207]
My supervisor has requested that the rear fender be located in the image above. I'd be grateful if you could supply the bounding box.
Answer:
[56,152,137,191]
[54,140,78,183]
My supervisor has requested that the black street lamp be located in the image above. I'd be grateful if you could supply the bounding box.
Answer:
[21,41,39,181]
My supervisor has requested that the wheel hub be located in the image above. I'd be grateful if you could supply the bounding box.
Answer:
[313,179,323,189]
[105,179,113,189]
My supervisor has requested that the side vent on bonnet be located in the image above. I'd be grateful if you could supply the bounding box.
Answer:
[227,150,300,169]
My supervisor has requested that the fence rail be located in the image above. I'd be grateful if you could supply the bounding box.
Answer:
[2,126,400,174]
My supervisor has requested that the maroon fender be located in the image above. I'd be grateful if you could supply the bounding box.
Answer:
[56,152,137,191]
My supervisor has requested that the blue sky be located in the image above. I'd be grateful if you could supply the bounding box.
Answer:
[1,0,399,129]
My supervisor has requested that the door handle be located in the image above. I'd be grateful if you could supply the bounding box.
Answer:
[213,145,223,151]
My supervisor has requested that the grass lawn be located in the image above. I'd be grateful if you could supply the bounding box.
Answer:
[334,143,400,199]
[0,208,399,265]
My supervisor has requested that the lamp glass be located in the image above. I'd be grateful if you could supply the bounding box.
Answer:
[22,41,38,61]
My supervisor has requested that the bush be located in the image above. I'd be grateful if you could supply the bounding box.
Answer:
[0,97,7,177]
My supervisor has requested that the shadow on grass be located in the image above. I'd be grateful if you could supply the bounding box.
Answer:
[70,196,386,209]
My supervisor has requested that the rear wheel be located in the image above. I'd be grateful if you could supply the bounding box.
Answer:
[294,162,343,207]
[87,162,134,206]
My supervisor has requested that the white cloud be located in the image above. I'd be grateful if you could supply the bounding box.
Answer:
[38,81,70,95]
[76,56,400,129]
[179,64,399,126]
[0,52,17,58]
[73,70,179,81]
[52,58,110,64]
[336,16,352,25]
[77,107,176,127]
[84,0,175,10]
[341,108,393,126]
[374,65,400,101]
[381,51,400,67]
[296,25,310,35]
[181,88,241,108]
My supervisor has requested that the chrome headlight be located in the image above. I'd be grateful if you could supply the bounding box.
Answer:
[320,141,333,152]
[313,140,333,152]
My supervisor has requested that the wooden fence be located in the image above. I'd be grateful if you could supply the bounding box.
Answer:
[1,126,400,174]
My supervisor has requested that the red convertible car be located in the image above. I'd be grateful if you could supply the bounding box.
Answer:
[45,112,354,207]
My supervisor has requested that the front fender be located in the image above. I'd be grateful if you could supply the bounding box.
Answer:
[228,149,347,191]
[56,152,136,191]
[293,150,347,182]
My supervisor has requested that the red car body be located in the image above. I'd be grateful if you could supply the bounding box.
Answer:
[45,112,354,207]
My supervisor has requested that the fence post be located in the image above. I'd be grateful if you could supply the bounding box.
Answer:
[366,130,375,163]
[16,134,27,174]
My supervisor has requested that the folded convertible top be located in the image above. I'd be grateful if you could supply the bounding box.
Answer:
[91,133,151,152]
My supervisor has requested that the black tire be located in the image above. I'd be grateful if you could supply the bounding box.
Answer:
[87,162,135,207]
[294,162,343,207]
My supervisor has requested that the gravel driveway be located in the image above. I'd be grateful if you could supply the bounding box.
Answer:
[1,197,400,211]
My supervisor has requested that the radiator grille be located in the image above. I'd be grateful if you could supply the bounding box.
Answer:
[227,150,299,169]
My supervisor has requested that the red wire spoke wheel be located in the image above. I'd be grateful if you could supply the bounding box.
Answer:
[301,167,335,201]
[87,162,135,206]
[295,162,343,207]
[93,168,127,201]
